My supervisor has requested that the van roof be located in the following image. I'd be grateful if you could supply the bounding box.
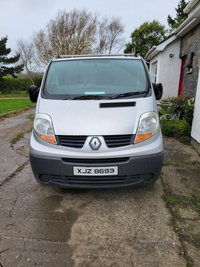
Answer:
[53,53,140,62]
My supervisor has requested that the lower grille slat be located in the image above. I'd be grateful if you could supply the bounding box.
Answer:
[67,179,125,184]
[61,157,130,164]
[49,174,141,187]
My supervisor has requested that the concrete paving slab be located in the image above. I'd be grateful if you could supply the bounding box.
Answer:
[0,108,34,185]
[163,137,200,164]
[162,138,200,266]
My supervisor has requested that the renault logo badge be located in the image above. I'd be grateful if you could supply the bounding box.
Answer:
[89,137,101,150]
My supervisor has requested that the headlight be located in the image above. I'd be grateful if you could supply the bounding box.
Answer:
[34,114,56,144]
[135,112,159,143]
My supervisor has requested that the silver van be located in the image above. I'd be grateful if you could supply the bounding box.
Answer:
[29,54,164,188]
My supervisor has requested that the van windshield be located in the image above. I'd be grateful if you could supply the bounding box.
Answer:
[44,59,148,99]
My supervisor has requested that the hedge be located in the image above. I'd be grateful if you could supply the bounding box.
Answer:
[0,76,43,94]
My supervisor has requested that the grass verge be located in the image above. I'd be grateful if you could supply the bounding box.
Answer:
[0,93,28,98]
[11,133,24,145]
[0,162,27,186]
[27,113,34,121]
[0,99,35,115]
[163,162,182,166]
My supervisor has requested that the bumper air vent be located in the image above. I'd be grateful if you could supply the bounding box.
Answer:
[61,157,130,164]
[48,174,142,188]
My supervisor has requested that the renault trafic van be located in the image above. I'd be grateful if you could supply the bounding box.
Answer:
[29,54,164,188]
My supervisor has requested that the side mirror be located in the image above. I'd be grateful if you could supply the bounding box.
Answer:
[153,83,163,100]
[29,85,40,103]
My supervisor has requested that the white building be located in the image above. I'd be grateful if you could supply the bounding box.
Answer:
[145,35,181,99]
[146,0,200,152]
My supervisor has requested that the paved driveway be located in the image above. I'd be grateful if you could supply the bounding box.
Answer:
[0,109,199,266]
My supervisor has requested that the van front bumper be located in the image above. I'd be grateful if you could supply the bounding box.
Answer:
[29,151,164,188]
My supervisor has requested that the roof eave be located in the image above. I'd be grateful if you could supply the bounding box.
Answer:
[145,35,177,61]
[145,46,156,60]
[175,17,200,37]
[184,0,199,14]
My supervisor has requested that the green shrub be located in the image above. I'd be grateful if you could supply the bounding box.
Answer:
[33,76,43,88]
[160,118,190,137]
[184,98,195,127]
[177,136,191,143]
[158,105,171,117]
[160,118,174,136]
[1,77,31,93]
[159,95,194,138]
[169,95,195,126]
[0,76,43,94]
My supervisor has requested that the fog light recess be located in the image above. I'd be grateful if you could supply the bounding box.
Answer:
[141,173,154,182]
[39,174,50,183]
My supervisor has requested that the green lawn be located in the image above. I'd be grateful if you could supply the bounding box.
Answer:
[0,99,35,114]
[0,93,29,98]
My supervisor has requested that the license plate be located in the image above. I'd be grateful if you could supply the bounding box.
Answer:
[73,166,118,176]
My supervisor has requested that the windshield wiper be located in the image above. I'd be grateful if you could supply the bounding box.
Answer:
[65,95,105,100]
[65,91,147,100]
[109,91,147,99]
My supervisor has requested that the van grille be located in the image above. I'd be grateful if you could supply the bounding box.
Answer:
[57,135,87,148]
[104,135,134,148]
[56,135,134,149]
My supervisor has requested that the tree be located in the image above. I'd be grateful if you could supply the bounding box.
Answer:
[33,9,98,66]
[0,37,23,81]
[95,17,125,54]
[16,38,35,84]
[124,20,166,58]
[33,9,125,66]
[167,0,189,31]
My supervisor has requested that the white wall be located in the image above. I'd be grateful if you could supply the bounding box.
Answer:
[191,67,200,146]
[149,53,161,83]
[149,38,182,99]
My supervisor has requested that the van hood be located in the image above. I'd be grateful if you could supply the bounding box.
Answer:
[38,98,154,136]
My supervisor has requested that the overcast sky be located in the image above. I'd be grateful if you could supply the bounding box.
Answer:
[1,0,180,53]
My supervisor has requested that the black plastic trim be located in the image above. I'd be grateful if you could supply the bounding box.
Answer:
[61,157,130,164]
[29,151,164,188]
[100,102,136,108]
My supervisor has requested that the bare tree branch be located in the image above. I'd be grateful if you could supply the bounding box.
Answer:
[31,10,125,66]
[16,38,35,84]
[33,9,98,66]
[95,16,125,54]
[107,17,125,54]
